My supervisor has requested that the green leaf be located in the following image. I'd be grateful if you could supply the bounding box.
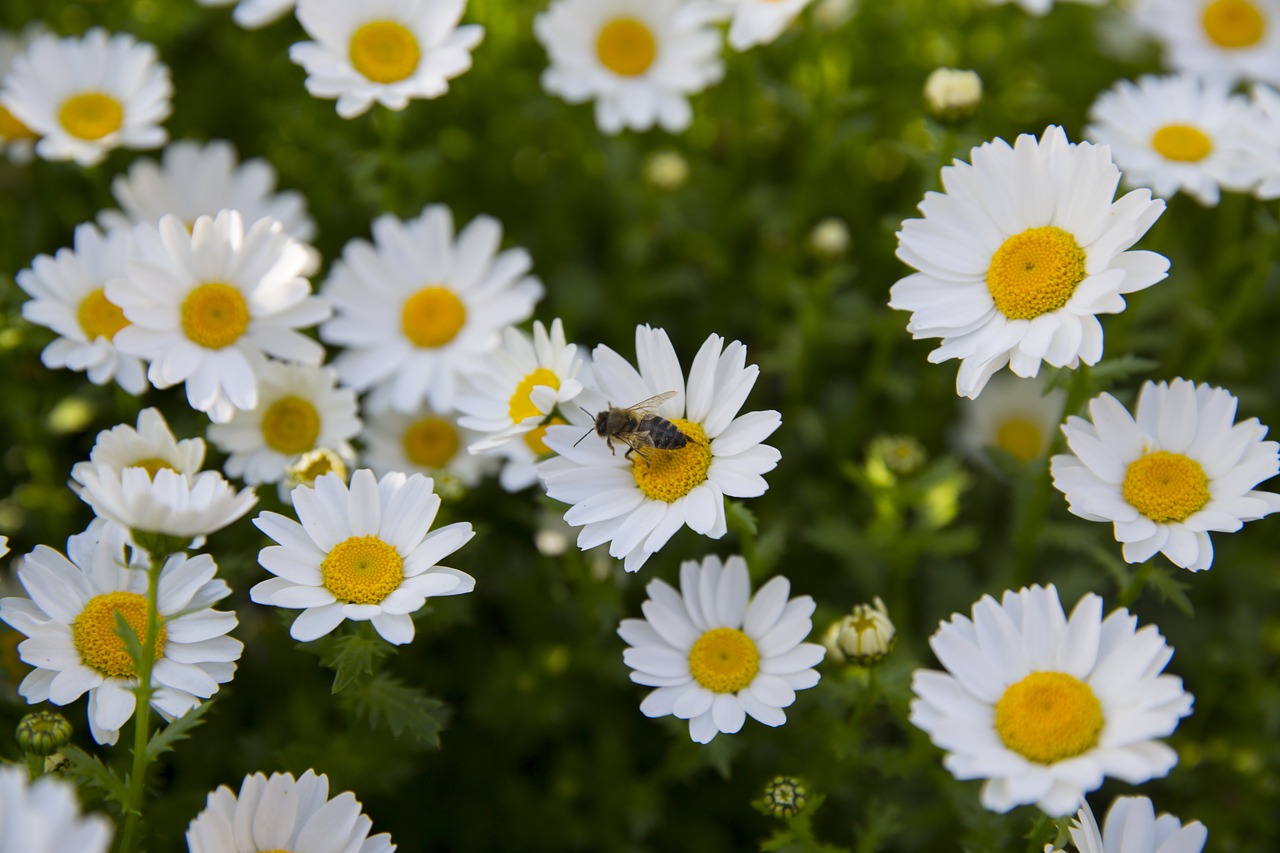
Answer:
[114,610,145,672]
[1087,355,1160,388]
[726,499,759,539]
[1146,565,1195,617]
[320,631,392,694]
[339,673,451,747]
[61,744,130,809]
[145,700,214,762]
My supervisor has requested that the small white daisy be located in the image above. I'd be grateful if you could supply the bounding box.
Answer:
[0,766,113,852]
[1086,74,1266,206]
[0,524,243,745]
[196,0,297,29]
[889,125,1170,399]
[1129,0,1280,87]
[982,0,1104,15]
[1050,378,1280,572]
[539,325,782,573]
[290,0,484,119]
[361,405,494,490]
[185,769,395,853]
[618,554,823,743]
[251,469,475,645]
[107,210,330,423]
[1249,83,1280,199]
[954,373,1066,467]
[70,406,207,486]
[0,27,44,164]
[320,204,543,414]
[1048,796,1207,853]
[535,0,725,134]
[0,28,171,167]
[17,223,148,394]
[677,0,816,50]
[910,584,1194,816]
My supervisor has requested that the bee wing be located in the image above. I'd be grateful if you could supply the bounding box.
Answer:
[628,390,678,415]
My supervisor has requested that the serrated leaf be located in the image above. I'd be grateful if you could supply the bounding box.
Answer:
[145,700,214,762]
[1146,565,1195,617]
[340,673,451,747]
[320,632,392,694]
[62,745,130,809]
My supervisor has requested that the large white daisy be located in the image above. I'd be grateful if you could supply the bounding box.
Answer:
[618,554,823,743]
[910,584,1194,816]
[107,210,330,423]
[361,405,494,490]
[0,766,113,852]
[0,28,171,166]
[538,325,782,573]
[251,469,475,645]
[677,0,816,50]
[0,524,243,746]
[889,125,1170,399]
[290,0,484,119]
[1050,378,1280,572]
[320,204,543,414]
[196,0,297,29]
[535,0,725,134]
[954,372,1066,468]
[0,27,44,164]
[17,223,148,394]
[1129,0,1280,86]
[1048,796,1207,853]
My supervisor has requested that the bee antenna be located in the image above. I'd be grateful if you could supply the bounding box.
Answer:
[573,428,593,448]
[578,405,593,418]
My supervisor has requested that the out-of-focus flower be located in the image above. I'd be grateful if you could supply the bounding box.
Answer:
[809,216,851,257]
[760,776,809,819]
[284,447,350,493]
[954,373,1066,466]
[0,26,44,163]
[823,597,895,665]
[0,766,112,852]
[1129,0,1280,87]
[362,405,495,491]
[679,0,817,50]
[923,67,982,121]
[1249,83,1280,198]
[644,150,690,190]
[983,0,1104,15]
[197,0,296,29]
[867,434,927,476]
[1047,795,1207,853]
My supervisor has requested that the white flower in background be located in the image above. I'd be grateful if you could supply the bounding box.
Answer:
[678,0,816,50]
[0,524,243,745]
[983,0,1104,15]
[320,204,543,414]
[1086,74,1266,206]
[923,67,983,121]
[1250,83,1280,199]
[185,769,395,853]
[0,28,171,166]
[107,210,330,423]
[251,469,475,645]
[910,584,1193,816]
[535,0,725,134]
[290,0,484,119]
[539,325,782,572]
[618,554,823,743]
[196,0,296,29]
[362,405,494,489]
[889,125,1169,399]
[207,362,360,487]
[70,407,206,486]
[1129,0,1280,86]
[0,27,44,164]
[16,223,147,394]
[954,373,1066,467]
[1048,796,1207,853]
[1051,378,1280,572]
[0,766,113,852]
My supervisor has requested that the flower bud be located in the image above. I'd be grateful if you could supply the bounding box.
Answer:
[286,448,349,493]
[644,150,689,191]
[809,217,851,258]
[868,435,926,476]
[923,68,982,122]
[762,775,809,819]
[823,597,896,665]
[16,710,73,757]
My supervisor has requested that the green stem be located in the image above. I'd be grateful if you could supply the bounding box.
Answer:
[1189,208,1275,378]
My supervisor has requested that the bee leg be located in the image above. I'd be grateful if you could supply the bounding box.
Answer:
[628,447,652,467]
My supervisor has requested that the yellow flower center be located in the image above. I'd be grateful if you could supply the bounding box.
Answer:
[1202,0,1266,48]
[995,671,1103,764]
[0,105,36,141]
[131,457,177,479]
[523,417,564,457]
[72,592,166,679]
[181,283,250,350]
[508,368,561,423]
[58,92,124,141]
[1122,450,1211,523]
[631,419,711,502]
[287,448,348,490]
[261,396,321,455]
[688,627,760,693]
[320,535,404,605]
[349,20,421,84]
[403,416,459,469]
[1151,124,1214,163]
[995,416,1044,463]
[596,18,657,77]
[402,286,466,348]
[987,226,1086,321]
[77,288,130,342]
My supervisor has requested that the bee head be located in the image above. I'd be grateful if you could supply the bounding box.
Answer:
[594,409,610,437]
[572,405,598,448]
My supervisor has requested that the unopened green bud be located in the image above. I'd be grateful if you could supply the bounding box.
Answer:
[17,710,73,756]
[762,775,808,820]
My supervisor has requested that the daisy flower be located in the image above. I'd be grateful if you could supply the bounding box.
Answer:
[107,210,330,423]
[186,769,394,853]
[0,766,113,852]
[1050,378,1280,572]
[0,524,243,745]
[618,554,824,743]
[0,27,44,164]
[889,125,1170,399]
[197,0,297,29]
[0,28,171,166]
[982,0,1104,15]
[538,325,782,573]
[677,0,816,51]
[1129,0,1280,86]
[954,373,1066,467]
[535,0,725,134]
[320,204,543,414]
[17,223,148,394]
[70,406,207,486]
[910,584,1194,816]
[207,362,361,487]
[361,405,494,490]
[1249,83,1280,199]
[250,469,475,645]
[290,0,484,119]
[1048,796,1207,853]
[1086,74,1267,206]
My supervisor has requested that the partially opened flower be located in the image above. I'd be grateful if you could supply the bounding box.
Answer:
[70,406,206,486]
[0,766,113,852]
[196,0,296,29]
[1129,0,1280,87]
[1048,796,1207,853]
[954,373,1066,467]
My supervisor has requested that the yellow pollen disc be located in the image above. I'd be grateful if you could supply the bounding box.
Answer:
[1151,124,1214,163]
[509,368,561,423]
[1202,0,1266,48]
[995,671,1103,764]
[986,226,1086,321]
[524,416,564,456]
[1122,450,1211,523]
[995,417,1044,463]
[631,419,711,503]
[349,20,421,84]
[57,92,124,141]
[181,283,250,350]
[0,105,36,141]
[402,286,466,348]
[321,535,404,605]
[688,627,760,694]
[403,417,459,469]
[261,396,321,455]
[72,592,166,679]
[77,288,130,341]
[131,457,177,479]
[596,18,658,77]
